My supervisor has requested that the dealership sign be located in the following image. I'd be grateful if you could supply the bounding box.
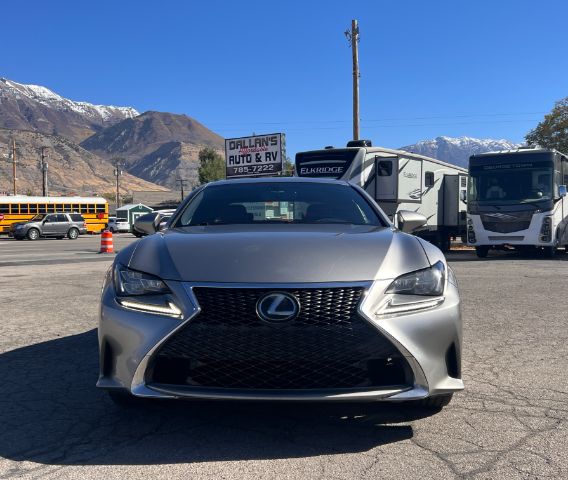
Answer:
[225,133,285,178]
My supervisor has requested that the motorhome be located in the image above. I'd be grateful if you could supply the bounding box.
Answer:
[467,148,568,257]
[295,141,468,250]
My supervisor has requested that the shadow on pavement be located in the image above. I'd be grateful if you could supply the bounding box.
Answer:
[0,330,435,466]
[446,248,568,262]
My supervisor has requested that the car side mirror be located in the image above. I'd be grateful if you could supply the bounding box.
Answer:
[133,212,161,235]
[559,185,567,198]
[43,219,49,224]
[396,210,427,233]
[459,190,467,203]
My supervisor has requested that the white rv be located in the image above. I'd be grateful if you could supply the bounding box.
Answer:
[295,141,468,250]
[467,148,568,258]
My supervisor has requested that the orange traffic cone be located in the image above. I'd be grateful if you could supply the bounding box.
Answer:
[100,230,114,253]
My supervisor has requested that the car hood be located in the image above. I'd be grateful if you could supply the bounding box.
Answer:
[123,224,431,283]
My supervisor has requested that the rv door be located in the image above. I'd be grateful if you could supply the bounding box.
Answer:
[374,156,398,201]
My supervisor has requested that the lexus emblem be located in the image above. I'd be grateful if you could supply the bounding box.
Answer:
[256,292,300,323]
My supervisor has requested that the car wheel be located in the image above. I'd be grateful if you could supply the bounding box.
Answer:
[67,228,79,240]
[414,394,453,409]
[27,228,40,241]
[543,246,556,258]
[437,234,451,253]
[107,390,143,407]
[109,227,116,233]
[475,246,489,258]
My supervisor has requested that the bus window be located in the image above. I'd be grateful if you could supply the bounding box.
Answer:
[29,204,38,214]
[62,204,72,212]
[0,204,9,214]
[21,204,29,214]
[39,204,47,213]
[10,204,19,214]
[47,204,55,213]
[96,204,105,213]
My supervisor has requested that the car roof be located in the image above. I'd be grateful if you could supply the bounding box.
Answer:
[205,177,351,187]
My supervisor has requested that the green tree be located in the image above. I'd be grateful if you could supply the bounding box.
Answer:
[282,157,295,176]
[526,97,568,154]
[198,147,226,184]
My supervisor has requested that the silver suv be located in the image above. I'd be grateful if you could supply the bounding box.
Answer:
[12,213,85,240]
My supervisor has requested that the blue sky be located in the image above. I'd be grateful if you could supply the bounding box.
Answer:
[2,0,567,157]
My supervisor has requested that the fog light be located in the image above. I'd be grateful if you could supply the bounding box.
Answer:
[539,216,552,242]
[467,226,476,244]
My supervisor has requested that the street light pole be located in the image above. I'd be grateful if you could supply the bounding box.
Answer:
[12,139,17,195]
[345,19,360,141]
[176,178,188,202]
[40,147,49,197]
[114,163,123,208]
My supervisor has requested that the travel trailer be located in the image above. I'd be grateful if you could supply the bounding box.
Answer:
[295,141,468,250]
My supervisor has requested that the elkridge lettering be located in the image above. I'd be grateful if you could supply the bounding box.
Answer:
[300,166,344,175]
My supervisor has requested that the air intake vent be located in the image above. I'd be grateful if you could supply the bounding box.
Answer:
[346,139,372,147]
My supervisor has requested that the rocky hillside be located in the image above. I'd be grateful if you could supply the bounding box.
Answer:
[81,111,224,188]
[400,136,523,167]
[0,128,166,196]
[0,78,138,144]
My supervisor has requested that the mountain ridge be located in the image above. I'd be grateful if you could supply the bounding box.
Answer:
[400,136,523,167]
[0,77,138,143]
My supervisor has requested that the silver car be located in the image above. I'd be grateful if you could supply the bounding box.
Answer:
[98,178,463,408]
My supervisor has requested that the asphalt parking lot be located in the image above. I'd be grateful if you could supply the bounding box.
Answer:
[1,235,567,479]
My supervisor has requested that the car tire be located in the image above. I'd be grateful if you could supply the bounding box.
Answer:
[109,227,116,233]
[107,390,143,407]
[27,228,40,241]
[67,228,79,240]
[475,246,489,258]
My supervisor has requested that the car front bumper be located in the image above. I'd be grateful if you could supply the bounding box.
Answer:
[97,278,463,402]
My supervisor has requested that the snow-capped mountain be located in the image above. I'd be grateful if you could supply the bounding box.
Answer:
[400,136,524,167]
[0,77,138,143]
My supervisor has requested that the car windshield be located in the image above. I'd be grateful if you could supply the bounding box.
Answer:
[176,182,384,226]
[468,160,554,205]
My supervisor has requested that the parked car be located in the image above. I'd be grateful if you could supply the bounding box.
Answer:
[70,213,88,235]
[98,178,463,409]
[11,213,84,240]
[107,216,131,233]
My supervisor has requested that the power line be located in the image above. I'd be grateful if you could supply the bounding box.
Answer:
[203,111,546,128]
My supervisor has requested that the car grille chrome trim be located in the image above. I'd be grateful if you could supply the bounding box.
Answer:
[143,281,418,393]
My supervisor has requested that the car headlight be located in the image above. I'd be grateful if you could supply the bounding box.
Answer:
[386,261,445,296]
[114,264,169,295]
[113,263,182,317]
[376,261,446,317]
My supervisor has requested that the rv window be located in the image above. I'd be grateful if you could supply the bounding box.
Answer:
[425,171,434,187]
[377,161,392,176]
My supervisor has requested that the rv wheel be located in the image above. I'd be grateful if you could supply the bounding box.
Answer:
[475,246,489,258]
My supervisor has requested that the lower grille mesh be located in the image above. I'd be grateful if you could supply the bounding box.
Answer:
[150,287,410,390]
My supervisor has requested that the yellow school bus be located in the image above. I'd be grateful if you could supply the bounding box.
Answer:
[0,196,109,234]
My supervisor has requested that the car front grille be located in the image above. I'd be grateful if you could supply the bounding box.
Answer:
[149,286,411,390]
[481,212,533,233]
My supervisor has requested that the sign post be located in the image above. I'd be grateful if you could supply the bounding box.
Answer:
[225,133,285,179]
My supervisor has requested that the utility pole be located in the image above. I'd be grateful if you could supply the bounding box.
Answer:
[114,161,123,208]
[40,147,49,197]
[345,19,360,140]
[11,139,17,195]
[176,178,188,202]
